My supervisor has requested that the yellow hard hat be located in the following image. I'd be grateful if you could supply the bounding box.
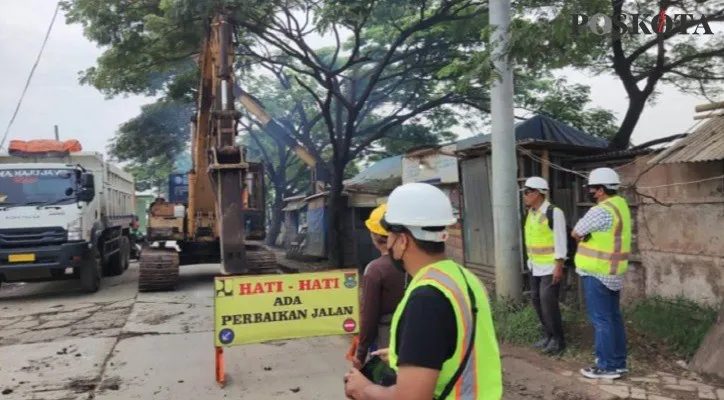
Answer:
[365,203,388,236]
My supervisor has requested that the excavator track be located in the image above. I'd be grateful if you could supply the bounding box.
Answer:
[138,248,180,292]
[242,243,279,275]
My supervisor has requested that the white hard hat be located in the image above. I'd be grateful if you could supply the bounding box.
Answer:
[523,176,548,192]
[588,167,621,189]
[384,182,457,242]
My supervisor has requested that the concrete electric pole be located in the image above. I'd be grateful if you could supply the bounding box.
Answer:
[490,0,523,302]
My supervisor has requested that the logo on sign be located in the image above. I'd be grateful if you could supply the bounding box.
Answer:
[215,279,234,297]
[343,273,357,289]
[219,328,235,345]
[342,318,357,333]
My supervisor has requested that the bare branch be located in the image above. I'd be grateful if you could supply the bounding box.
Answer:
[662,48,724,74]
[294,76,326,110]
[350,93,456,159]
[627,13,724,62]
[354,2,475,111]
[248,128,277,178]
[610,0,641,97]
[331,23,342,69]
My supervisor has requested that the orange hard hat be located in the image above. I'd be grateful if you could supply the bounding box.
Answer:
[365,203,388,236]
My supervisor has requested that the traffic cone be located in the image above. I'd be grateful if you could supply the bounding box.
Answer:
[346,335,359,361]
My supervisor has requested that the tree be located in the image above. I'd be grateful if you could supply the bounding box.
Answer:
[63,0,620,267]
[505,0,724,149]
[230,0,492,267]
[108,99,193,192]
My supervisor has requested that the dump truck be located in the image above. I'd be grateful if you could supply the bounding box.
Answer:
[0,145,134,293]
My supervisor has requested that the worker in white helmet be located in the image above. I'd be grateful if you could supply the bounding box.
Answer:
[572,167,631,380]
[521,176,567,355]
[344,182,502,400]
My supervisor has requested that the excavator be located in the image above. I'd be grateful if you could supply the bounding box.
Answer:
[138,9,318,292]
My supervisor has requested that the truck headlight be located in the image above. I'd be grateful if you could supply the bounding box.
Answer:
[68,218,82,241]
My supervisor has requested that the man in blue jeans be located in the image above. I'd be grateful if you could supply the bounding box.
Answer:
[572,167,630,380]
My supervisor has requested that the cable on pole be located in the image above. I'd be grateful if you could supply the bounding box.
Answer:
[0,2,61,150]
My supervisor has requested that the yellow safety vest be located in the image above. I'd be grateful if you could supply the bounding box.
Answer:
[524,206,556,265]
[574,196,632,275]
[388,260,503,400]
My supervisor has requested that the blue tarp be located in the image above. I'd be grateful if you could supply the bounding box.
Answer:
[305,207,327,258]
[456,115,609,151]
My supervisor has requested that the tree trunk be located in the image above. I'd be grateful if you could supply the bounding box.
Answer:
[327,163,346,269]
[266,183,285,247]
[610,95,647,150]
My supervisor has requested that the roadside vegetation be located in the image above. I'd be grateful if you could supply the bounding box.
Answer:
[491,295,718,364]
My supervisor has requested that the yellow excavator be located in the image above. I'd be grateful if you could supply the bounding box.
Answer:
[138,9,317,291]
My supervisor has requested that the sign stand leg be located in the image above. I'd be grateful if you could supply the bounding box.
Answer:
[215,346,226,387]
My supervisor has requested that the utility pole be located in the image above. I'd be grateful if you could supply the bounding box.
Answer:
[490,0,523,302]
[54,125,59,141]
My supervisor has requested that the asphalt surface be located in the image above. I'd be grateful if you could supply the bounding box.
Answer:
[0,262,612,400]
[0,263,350,400]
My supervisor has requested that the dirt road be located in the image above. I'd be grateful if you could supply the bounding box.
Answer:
[1,263,617,399]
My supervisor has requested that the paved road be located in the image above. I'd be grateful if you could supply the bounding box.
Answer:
[1,262,622,400]
[0,263,350,400]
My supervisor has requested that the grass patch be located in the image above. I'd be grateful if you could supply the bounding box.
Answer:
[489,298,586,346]
[490,295,718,365]
[625,296,717,360]
[490,299,541,345]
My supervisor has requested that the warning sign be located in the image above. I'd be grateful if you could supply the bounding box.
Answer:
[213,269,360,346]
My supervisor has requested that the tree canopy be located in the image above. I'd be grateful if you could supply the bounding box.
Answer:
[107,99,193,192]
[64,0,631,266]
[501,0,724,148]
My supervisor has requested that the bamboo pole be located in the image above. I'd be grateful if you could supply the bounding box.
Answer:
[694,101,724,113]
[693,110,724,120]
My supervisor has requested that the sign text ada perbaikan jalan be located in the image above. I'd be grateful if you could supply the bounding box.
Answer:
[213,269,360,346]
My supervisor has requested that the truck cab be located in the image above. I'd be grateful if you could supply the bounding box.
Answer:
[0,150,134,293]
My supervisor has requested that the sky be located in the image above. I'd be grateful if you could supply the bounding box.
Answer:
[0,1,718,159]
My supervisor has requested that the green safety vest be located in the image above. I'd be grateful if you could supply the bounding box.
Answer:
[574,195,632,275]
[524,206,556,265]
[388,260,503,400]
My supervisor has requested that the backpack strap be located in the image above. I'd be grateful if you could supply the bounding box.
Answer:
[546,205,555,231]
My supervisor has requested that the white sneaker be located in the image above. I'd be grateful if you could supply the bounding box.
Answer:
[594,358,628,373]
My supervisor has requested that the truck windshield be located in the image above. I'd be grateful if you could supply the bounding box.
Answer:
[0,168,77,207]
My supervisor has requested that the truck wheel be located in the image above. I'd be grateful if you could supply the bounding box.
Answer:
[106,236,130,276]
[80,245,102,293]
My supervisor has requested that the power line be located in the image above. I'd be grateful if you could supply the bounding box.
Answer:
[0,2,61,151]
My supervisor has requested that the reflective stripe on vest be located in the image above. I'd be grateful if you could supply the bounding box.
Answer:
[524,209,555,264]
[574,196,631,275]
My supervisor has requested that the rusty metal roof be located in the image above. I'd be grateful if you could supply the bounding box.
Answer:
[649,117,724,164]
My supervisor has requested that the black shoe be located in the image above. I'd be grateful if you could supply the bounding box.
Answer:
[542,338,565,355]
[580,366,622,380]
[532,337,551,349]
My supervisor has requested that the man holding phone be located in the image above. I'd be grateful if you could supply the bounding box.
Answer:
[344,183,503,400]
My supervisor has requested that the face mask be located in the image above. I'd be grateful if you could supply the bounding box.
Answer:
[387,236,406,274]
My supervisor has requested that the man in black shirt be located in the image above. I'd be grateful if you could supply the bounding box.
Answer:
[344,182,503,400]
[393,286,457,371]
